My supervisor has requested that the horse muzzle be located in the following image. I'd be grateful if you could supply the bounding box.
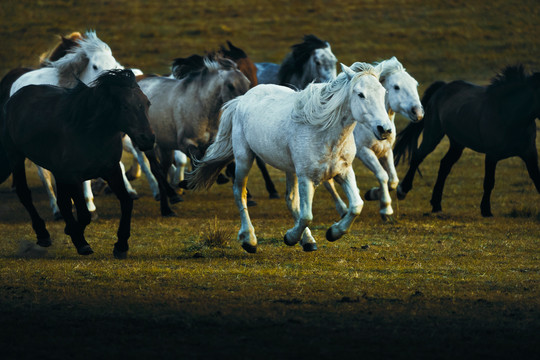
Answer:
[409,106,424,122]
[133,133,155,152]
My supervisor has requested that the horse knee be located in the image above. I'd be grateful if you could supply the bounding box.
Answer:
[389,179,399,191]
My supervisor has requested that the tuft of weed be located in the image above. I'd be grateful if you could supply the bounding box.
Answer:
[201,216,234,248]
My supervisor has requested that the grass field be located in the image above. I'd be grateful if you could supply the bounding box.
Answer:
[0,1,539,359]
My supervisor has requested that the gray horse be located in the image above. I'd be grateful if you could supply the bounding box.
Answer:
[138,55,250,216]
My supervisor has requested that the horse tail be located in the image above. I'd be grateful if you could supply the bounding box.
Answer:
[183,98,239,191]
[394,81,446,166]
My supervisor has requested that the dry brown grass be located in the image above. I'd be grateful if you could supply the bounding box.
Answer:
[0,1,539,359]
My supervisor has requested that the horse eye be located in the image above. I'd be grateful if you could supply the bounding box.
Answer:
[358,92,365,99]
[315,60,322,66]
[394,85,400,90]
[227,83,235,92]
[93,65,98,71]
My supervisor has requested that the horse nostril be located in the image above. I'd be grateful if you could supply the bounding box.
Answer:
[377,125,384,134]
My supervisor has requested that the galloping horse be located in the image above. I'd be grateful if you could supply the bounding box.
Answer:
[138,54,250,216]
[394,65,540,216]
[324,57,424,221]
[2,70,155,258]
[184,63,390,253]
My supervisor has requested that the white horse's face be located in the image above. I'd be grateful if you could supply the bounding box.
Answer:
[79,52,123,84]
[349,74,392,140]
[310,47,337,83]
[384,71,424,122]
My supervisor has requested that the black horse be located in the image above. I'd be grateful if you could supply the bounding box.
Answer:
[394,65,540,217]
[1,69,155,258]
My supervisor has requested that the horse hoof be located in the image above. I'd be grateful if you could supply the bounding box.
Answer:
[53,212,63,221]
[77,245,94,256]
[37,237,52,247]
[113,249,128,259]
[396,185,409,200]
[241,243,257,254]
[90,211,98,221]
[325,227,339,242]
[302,243,318,252]
[170,194,184,204]
[162,211,178,218]
[247,200,257,207]
[128,191,139,200]
[381,214,395,223]
[154,194,161,201]
[481,211,493,218]
[269,192,280,199]
[364,188,378,201]
[216,174,230,185]
[283,234,297,246]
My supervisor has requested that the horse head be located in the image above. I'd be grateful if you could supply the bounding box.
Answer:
[342,63,391,140]
[216,57,251,102]
[94,70,155,151]
[375,57,424,123]
[221,41,258,87]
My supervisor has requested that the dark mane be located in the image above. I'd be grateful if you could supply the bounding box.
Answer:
[488,65,527,92]
[171,54,237,87]
[171,54,206,79]
[220,41,248,61]
[278,34,329,85]
[89,68,137,89]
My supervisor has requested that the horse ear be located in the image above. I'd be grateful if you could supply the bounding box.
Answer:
[341,63,355,80]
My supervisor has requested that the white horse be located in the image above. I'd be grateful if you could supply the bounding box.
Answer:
[324,57,424,221]
[184,63,391,253]
[138,55,251,216]
[9,31,130,220]
[256,34,337,89]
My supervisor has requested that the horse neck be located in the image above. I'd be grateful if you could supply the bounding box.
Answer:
[184,73,224,120]
[492,84,538,128]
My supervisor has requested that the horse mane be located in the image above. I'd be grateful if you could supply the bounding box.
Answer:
[278,34,330,85]
[171,53,238,85]
[51,30,113,88]
[39,32,83,67]
[488,65,528,93]
[65,69,137,131]
[292,63,379,131]
[373,56,406,83]
[220,41,248,61]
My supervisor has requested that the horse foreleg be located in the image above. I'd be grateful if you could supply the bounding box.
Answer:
[119,161,138,199]
[256,156,279,199]
[82,180,97,220]
[359,147,393,221]
[323,179,348,218]
[284,175,316,251]
[13,161,51,247]
[56,182,93,255]
[480,156,497,217]
[430,141,464,213]
[283,173,316,251]
[520,147,540,193]
[171,150,187,185]
[145,149,178,217]
[104,164,134,259]
[35,165,61,220]
[326,167,363,242]
[233,154,257,253]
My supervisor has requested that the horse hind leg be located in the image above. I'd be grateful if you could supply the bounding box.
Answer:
[284,173,317,251]
[233,152,257,253]
[82,180,98,220]
[119,161,139,199]
[256,156,279,199]
[56,182,93,255]
[480,156,497,217]
[12,161,51,247]
[35,165,62,220]
[430,140,464,213]
[323,179,348,218]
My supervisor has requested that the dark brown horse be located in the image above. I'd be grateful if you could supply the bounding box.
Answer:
[394,65,540,217]
[1,70,155,258]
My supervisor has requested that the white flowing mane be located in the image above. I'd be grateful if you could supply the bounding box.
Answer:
[372,56,406,82]
[51,31,114,87]
[292,62,379,131]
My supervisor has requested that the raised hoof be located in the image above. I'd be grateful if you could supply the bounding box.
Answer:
[283,234,298,246]
[325,227,339,242]
[241,243,257,254]
[381,214,395,223]
[269,192,280,199]
[363,188,378,201]
[396,185,407,200]
[113,249,128,259]
[128,191,139,200]
[53,212,63,221]
[37,237,52,247]
[302,243,318,252]
[216,173,230,185]
[170,194,184,204]
[90,211,99,221]
[154,193,161,201]
[247,200,257,207]
[77,245,94,256]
